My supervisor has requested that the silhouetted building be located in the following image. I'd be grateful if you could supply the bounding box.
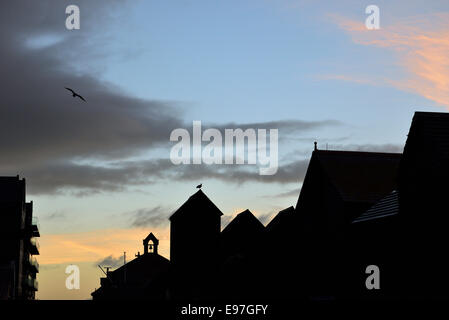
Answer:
[170,190,222,267]
[221,209,265,257]
[348,190,400,298]
[265,206,297,299]
[169,189,223,299]
[91,233,170,300]
[396,111,449,297]
[91,112,449,301]
[266,206,295,236]
[0,176,39,300]
[295,150,401,298]
[346,112,449,299]
[220,209,266,299]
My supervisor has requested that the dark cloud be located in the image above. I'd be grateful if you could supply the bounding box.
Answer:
[23,158,309,195]
[43,211,66,220]
[210,120,343,134]
[23,159,172,195]
[221,215,234,229]
[324,143,404,153]
[0,1,346,195]
[257,212,276,226]
[96,255,124,268]
[0,0,186,195]
[172,159,310,184]
[129,206,171,228]
[269,188,301,198]
[20,142,402,195]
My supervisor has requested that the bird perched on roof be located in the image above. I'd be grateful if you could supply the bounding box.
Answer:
[196,184,202,189]
[65,87,86,102]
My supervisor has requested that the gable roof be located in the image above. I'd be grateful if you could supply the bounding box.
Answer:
[404,111,449,160]
[143,232,158,244]
[221,209,264,235]
[107,251,170,286]
[266,206,295,232]
[169,189,223,221]
[352,190,399,223]
[313,150,401,203]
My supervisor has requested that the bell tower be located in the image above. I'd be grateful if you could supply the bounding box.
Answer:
[143,232,159,255]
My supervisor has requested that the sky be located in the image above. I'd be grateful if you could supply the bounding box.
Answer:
[0,0,448,299]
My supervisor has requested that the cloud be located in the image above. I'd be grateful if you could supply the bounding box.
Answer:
[324,143,404,153]
[22,142,402,195]
[23,159,173,195]
[0,1,183,189]
[257,212,276,226]
[44,211,67,220]
[172,158,310,184]
[210,119,343,133]
[329,12,449,108]
[0,1,344,195]
[95,255,124,268]
[128,206,171,228]
[270,188,301,198]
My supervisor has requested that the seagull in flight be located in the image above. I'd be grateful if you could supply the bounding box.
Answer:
[65,87,86,102]
[196,184,202,189]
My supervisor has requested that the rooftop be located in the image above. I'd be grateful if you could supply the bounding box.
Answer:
[313,150,401,203]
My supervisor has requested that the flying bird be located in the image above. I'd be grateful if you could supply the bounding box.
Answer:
[65,87,86,102]
[196,184,202,189]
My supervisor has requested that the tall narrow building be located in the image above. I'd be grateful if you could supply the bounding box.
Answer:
[0,176,39,300]
[169,189,222,298]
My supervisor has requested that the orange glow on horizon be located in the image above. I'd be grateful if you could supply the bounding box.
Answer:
[39,227,171,265]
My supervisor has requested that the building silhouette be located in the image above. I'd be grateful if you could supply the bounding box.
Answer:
[294,149,401,298]
[169,190,223,299]
[0,176,39,300]
[91,233,170,300]
[90,111,449,300]
[219,209,266,299]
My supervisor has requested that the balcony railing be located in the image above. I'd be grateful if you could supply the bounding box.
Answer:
[23,277,38,291]
[31,216,40,237]
[29,237,40,255]
[28,255,39,273]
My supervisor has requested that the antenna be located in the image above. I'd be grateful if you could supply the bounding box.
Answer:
[98,265,114,283]
[123,251,127,285]
[98,265,108,277]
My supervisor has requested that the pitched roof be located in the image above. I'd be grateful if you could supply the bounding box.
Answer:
[352,190,399,223]
[222,209,264,235]
[169,189,223,221]
[266,206,295,232]
[143,232,158,244]
[314,150,401,203]
[405,111,449,159]
[106,252,170,287]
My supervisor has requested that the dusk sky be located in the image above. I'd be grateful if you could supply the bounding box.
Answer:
[1,0,448,299]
